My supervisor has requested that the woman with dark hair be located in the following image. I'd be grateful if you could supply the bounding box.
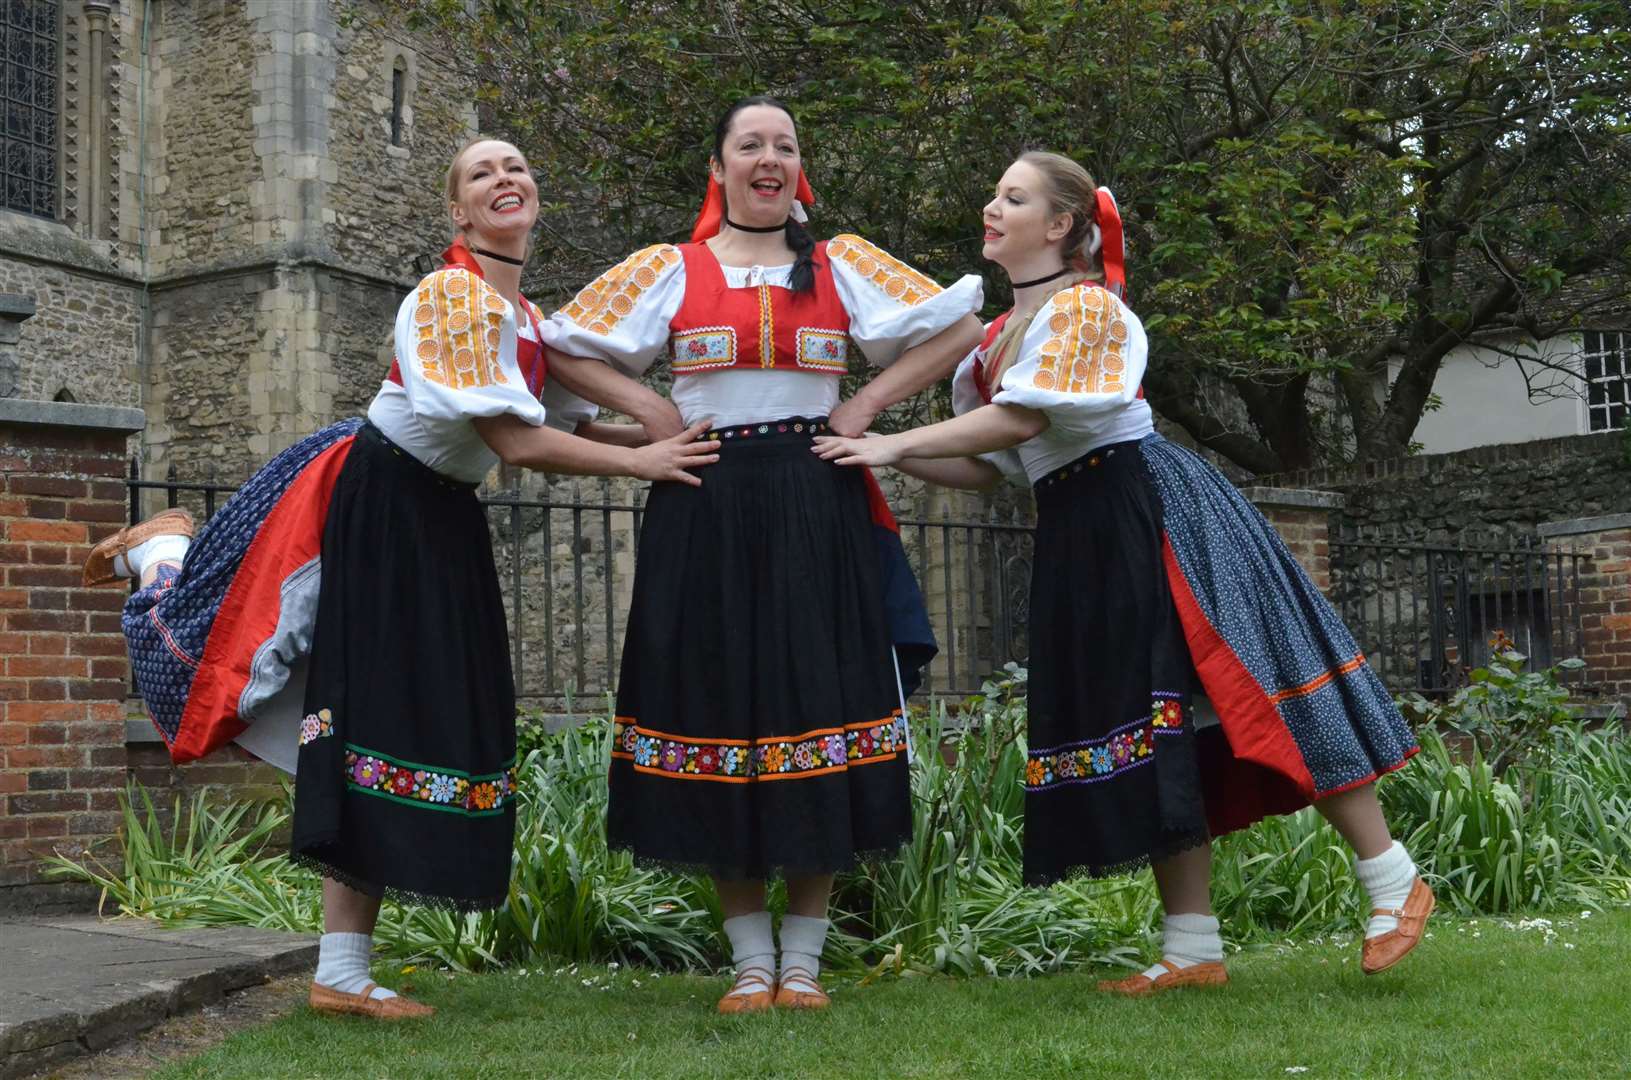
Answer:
[815,151,1433,995]
[83,138,718,1020]
[545,96,984,1012]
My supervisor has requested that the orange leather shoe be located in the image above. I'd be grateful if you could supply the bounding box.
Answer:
[716,965,775,1015]
[82,508,195,586]
[1097,959,1228,997]
[1361,876,1435,974]
[308,981,436,1020]
[772,966,830,1010]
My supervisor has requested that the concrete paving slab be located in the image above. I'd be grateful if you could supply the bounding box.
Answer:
[0,916,316,1079]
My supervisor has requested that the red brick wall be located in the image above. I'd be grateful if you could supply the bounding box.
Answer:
[1242,487,1343,595]
[1,410,138,895]
[1565,525,1631,717]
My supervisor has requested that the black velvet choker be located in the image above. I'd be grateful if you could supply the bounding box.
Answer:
[471,245,525,266]
[1010,266,1072,289]
[724,217,789,234]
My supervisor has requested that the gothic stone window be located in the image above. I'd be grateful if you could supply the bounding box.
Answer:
[2,0,58,219]
[390,56,406,146]
[1583,330,1631,433]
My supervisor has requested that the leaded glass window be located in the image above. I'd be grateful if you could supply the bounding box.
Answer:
[1583,330,1631,433]
[2,0,59,220]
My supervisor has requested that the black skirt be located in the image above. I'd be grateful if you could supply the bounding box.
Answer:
[607,419,912,879]
[290,423,517,911]
[1022,441,1210,885]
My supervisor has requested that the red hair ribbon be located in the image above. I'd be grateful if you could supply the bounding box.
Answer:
[690,169,818,243]
[1094,186,1127,301]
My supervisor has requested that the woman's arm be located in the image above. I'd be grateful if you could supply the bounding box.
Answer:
[545,348,686,442]
[828,314,984,436]
[889,455,1006,492]
[813,402,1048,467]
[473,414,717,486]
[572,420,650,448]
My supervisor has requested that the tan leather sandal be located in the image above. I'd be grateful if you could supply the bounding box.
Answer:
[308,981,435,1020]
[1097,959,1228,997]
[772,965,830,1010]
[715,964,775,1014]
[1361,876,1435,974]
[82,508,195,586]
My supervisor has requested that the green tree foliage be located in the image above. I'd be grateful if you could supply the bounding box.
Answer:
[390,0,1631,472]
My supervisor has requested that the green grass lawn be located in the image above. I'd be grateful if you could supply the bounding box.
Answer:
[156,910,1630,1079]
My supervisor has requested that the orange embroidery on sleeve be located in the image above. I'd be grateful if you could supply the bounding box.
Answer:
[411,270,510,390]
[826,234,941,307]
[1032,287,1129,395]
[560,244,681,335]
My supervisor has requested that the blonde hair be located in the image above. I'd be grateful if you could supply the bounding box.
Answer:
[1016,150,1105,282]
[980,152,1113,388]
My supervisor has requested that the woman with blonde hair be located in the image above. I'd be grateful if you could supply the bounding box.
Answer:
[815,150,1433,994]
[83,137,716,1019]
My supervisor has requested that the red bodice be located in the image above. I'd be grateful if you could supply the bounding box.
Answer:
[668,242,852,377]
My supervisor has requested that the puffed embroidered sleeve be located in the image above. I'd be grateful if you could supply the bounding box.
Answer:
[546,244,686,377]
[826,234,983,367]
[392,267,548,426]
[950,349,1028,485]
[992,285,1148,437]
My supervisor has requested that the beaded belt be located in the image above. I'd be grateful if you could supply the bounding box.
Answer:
[700,417,830,443]
[1035,442,1131,489]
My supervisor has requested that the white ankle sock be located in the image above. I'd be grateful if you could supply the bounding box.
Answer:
[314,932,397,1000]
[1355,841,1417,938]
[777,914,829,993]
[722,912,775,997]
[1140,912,1223,980]
[114,534,190,579]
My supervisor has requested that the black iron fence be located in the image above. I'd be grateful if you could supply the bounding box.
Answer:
[1329,529,1592,695]
[129,461,1598,706]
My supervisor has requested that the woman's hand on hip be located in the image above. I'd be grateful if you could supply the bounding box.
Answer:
[630,422,718,486]
[826,396,879,438]
[634,399,687,443]
[811,432,904,468]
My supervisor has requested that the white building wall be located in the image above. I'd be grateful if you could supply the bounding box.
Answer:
[1402,334,1584,454]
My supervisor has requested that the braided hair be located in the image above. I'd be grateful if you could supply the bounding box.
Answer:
[711,95,816,293]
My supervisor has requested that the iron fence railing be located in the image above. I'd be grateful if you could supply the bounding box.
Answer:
[1329,530,1591,695]
[130,462,1597,707]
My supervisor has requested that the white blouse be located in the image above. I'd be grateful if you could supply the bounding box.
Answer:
[366,267,597,483]
[950,284,1154,485]
[546,236,983,427]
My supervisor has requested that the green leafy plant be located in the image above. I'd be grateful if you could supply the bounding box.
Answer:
[1402,649,1588,776]
[47,684,1631,973]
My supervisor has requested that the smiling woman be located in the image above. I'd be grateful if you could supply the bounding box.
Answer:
[814,149,1434,998]
[81,137,721,1022]
[542,94,986,1015]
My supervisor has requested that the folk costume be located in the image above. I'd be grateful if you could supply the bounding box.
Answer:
[115,239,589,910]
[549,212,981,879]
[951,195,1418,886]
